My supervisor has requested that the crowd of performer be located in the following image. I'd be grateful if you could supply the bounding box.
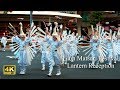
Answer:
[0,21,79,76]
[89,24,120,66]
[0,21,120,77]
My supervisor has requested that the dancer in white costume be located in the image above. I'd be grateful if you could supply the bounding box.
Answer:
[112,31,118,63]
[61,33,70,64]
[67,33,79,58]
[74,33,79,56]
[67,35,74,57]
[1,33,7,51]
[97,26,108,63]
[45,22,66,76]
[105,33,113,65]
[12,22,32,75]
[116,27,120,61]
[31,34,38,53]
[46,35,61,76]
[98,34,107,63]
[37,36,55,72]
[90,30,100,65]
[9,22,44,75]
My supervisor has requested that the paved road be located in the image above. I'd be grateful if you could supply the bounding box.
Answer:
[0,48,120,79]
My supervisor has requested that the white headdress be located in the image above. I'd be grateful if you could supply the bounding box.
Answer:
[9,21,47,66]
[68,30,71,35]
[62,30,67,36]
[118,31,120,36]
[92,35,98,40]
[52,28,58,36]
[52,22,61,41]
[52,31,58,36]
[112,31,117,40]
[117,27,120,36]
[117,27,120,39]
[92,28,99,40]
[52,22,59,35]
[72,32,75,36]
[76,33,78,36]
[19,22,26,36]
[59,24,63,30]
[67,34,74,41]
[54,22,59,32]
[106,33,112,40]
[54,22,58,26]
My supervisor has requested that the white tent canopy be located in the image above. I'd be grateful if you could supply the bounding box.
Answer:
[7,11,82,18]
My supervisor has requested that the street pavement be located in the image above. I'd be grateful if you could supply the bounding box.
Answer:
[0,47,120,79]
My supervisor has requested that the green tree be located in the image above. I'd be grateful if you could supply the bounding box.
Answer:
[81,11,89,22]
[88,11,104,27]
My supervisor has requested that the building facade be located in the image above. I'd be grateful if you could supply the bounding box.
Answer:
[0,11,82,38]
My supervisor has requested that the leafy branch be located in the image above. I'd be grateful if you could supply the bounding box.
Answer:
[88,11,104,27]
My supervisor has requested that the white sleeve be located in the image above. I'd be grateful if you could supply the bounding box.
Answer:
[1,39,2,43]
[12,36,21,43]
[1,37,4,43]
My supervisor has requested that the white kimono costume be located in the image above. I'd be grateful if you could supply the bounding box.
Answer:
[12,36,31,72]
[38,38,55,69]
[1,36,7,51]
[117,39,120,61]
[112,39,118,62]
[90,38,100,65]
[68,38,78,57]
[46,36,64,73]
[105,40,113,65]
[61,37,70,64]
[73,37,79,56]
[31,36,38,53]
[98,38,107,63]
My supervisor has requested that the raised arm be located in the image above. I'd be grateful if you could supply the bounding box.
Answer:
[24,37,32,45]
[12,35,21,44]
[46,35,52,44]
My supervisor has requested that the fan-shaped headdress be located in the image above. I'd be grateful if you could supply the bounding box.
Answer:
[19,22,26,37]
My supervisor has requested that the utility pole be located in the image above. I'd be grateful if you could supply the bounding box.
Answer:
[77,11,82,36]
[30,11,33,27]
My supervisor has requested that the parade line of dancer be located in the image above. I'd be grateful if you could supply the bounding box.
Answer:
[1,21,120,77]
[4,21,79,77]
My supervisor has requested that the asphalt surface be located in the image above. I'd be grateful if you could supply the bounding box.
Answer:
[0,47,120,79]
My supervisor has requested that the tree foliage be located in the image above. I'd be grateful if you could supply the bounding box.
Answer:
[88,11,104,27]
[81,11,89,22]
